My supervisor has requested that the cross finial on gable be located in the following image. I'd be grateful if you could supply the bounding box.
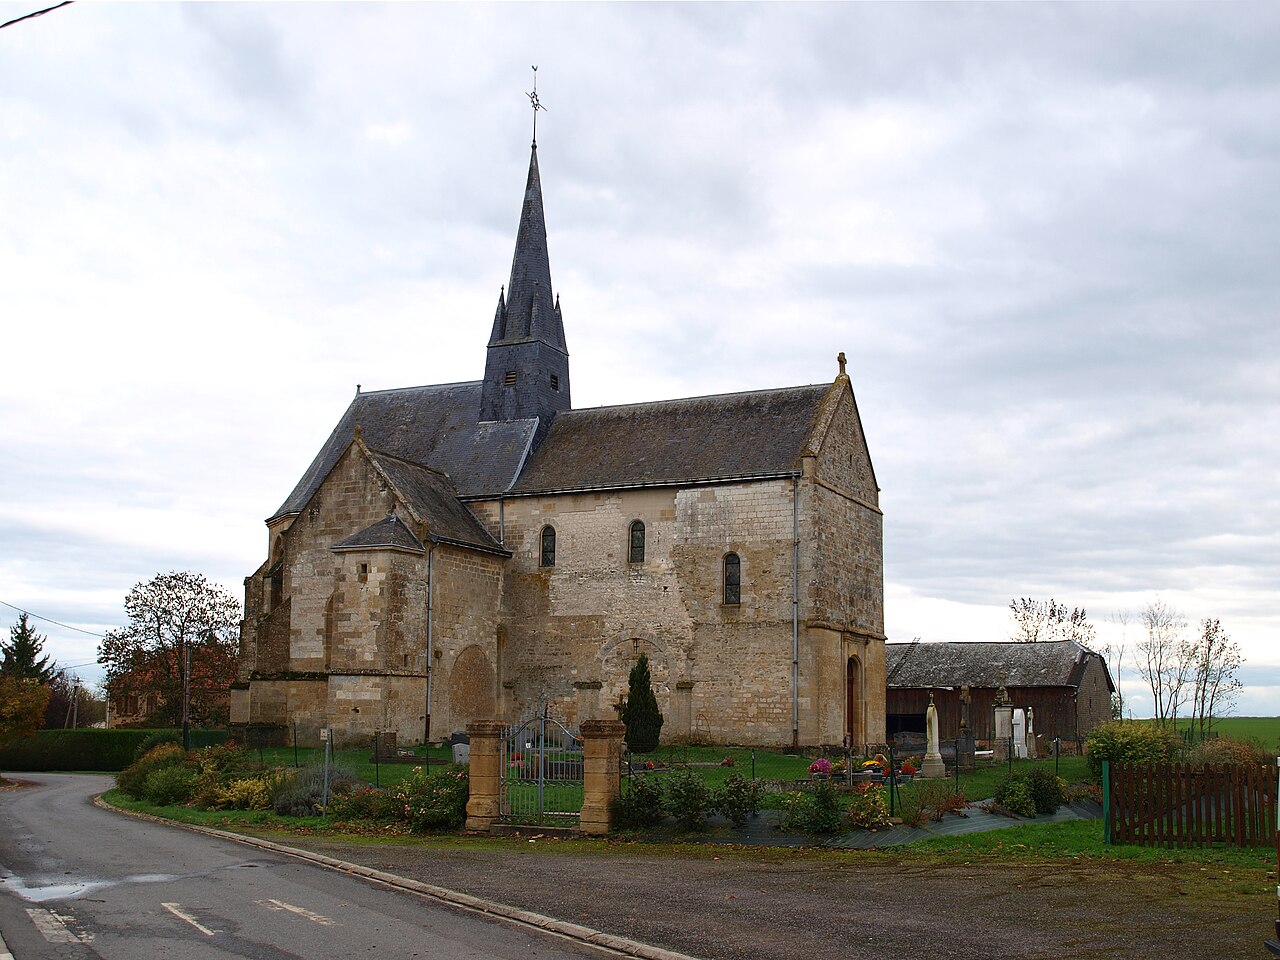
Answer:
[837,352,847,377]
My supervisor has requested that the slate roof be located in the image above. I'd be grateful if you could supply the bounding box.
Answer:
[885,640,1111,691]
[508,384,831,495]
[331,515,425,554]
[271,382,536,521]
[367,451,505,554]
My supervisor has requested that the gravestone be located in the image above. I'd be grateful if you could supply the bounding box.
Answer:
[1024,705,1038,759]
[992,684,1014,762]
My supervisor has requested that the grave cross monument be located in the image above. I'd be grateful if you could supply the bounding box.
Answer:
[921,692,947,778]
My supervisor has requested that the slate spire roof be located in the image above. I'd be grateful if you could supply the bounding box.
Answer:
[488,145,565,352]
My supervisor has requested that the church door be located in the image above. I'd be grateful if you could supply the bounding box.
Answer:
[846,656,864,751]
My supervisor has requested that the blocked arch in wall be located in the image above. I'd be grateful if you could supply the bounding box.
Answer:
[600,634,671,719]
[447,644,497,729]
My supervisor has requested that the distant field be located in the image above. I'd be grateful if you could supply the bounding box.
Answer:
[1176,716,1280,750]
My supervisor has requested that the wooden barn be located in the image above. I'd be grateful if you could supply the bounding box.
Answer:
[885,639,1114,746]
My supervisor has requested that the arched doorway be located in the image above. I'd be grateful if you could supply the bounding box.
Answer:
[846,656,864,751]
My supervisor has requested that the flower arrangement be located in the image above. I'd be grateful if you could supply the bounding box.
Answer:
[808,757,832,775]
[830,759,848,775]
[644,759,656,770]
[899,761,917,776]
[720,755,736,767]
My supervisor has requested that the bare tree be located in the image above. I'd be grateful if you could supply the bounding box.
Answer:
[1135,599,1191,727]
[1189,618,1243,738]
[1103,609,1131,718]
[1008,597,1096,648]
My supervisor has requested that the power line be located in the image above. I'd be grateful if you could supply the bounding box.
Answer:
[0,0,73,31]
[0,599,109,639]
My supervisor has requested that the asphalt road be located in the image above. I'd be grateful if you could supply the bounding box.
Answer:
[0,774,622,960]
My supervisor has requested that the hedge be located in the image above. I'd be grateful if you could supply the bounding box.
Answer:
[0,729,228,772]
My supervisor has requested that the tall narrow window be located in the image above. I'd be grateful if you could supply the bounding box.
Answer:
[540,525,556,567]
[723,553,741,605]
[628,520,645,564]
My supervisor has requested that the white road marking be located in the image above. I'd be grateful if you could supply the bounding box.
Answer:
[162,902,219,936]
[24,907,93,943]
[257,898,336,926]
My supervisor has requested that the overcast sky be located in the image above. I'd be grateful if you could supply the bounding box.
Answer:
[2,2,1276,717]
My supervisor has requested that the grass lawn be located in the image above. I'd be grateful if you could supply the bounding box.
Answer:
[240,743,453,788]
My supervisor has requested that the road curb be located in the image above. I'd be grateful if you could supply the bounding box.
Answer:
[94,796,701,960]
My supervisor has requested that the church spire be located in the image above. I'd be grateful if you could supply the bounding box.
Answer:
[489,143,566,353]
[479,93,571,433]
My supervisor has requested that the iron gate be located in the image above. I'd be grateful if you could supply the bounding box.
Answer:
[500,699,583,825]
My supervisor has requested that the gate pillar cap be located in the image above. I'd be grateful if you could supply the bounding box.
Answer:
[467,720,504,737]
[580,719,626,737]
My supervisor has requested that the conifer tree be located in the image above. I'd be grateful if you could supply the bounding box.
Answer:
[621,653,663,754]
[1,613,56,683]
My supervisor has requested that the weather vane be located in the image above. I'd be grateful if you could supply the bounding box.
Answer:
[527,65,546,145]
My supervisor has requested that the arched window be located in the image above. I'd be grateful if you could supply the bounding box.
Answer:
[628,520,645,564]
[723,552,741,605]
[540,525,556,567]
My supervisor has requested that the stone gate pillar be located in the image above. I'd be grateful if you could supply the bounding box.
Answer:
[579,719,626,835]
[464,720,503,832]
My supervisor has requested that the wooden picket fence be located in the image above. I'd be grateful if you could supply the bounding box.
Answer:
[1105,760,1278,848]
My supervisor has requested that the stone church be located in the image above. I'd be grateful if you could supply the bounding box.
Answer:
[230,136,886,750]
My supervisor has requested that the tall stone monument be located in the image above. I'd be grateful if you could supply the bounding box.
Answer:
[921,692,947,779]
[992,684,1015,763]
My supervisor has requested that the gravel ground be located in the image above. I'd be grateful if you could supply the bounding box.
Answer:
[282,835,1275,960]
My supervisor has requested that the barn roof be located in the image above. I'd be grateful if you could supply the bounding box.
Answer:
[885,640,1113,692]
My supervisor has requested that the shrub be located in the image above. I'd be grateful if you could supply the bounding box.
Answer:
[117,744,186,799]
[211,776,274,811]
[666,771,714,830]
[778,781,845,834]
[1,729,160,772]
[390,765,469,831]
[270,764,361,817]
[1187,736,1270,767]
[612,775,665,829]
[715,773,761,827]
[994,775,1036,818]
[901,779,964,824]
[620,653,663,754]
[1084,721,1180,779]
[142,764,199,806]
[327,785,401,821]
[133,732,181,762]
[845,783,891,830]
[1025,767,1067,815]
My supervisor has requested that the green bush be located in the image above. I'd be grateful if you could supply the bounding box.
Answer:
[666,771,713,830]
[611,775,665,829]
[715,773,761,827]
[994,774,1037,818]
[1025,767,1067,815]
[0,728,228,772]
[117,744,187,799]
[779,782,845,834]
[1084,721,1180,779]
[142,764,199,806]
[390,765,469,831]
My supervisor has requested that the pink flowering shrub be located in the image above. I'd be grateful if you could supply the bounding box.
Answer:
[390,764,470,832]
